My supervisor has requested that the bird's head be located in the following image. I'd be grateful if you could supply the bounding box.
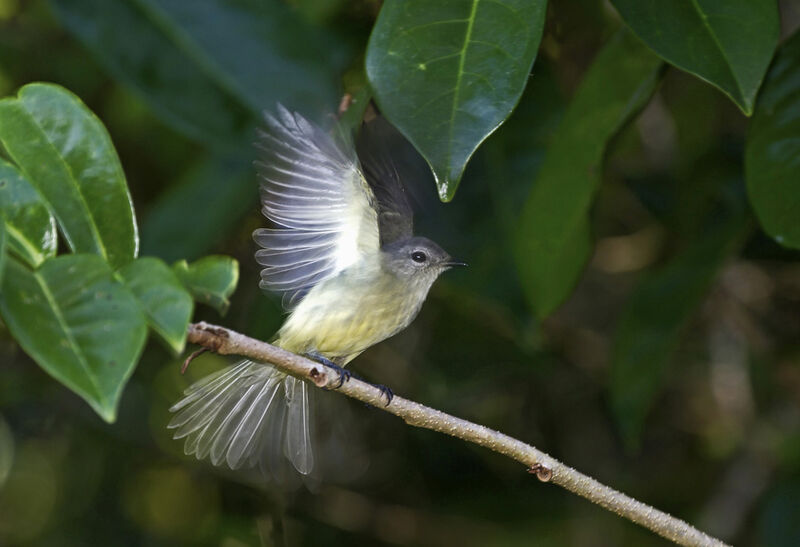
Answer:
[381,236,466,284]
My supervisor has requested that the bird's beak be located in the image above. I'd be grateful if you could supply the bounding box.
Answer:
[444,259,468,268]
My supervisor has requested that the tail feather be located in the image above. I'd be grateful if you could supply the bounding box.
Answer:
[284,378,314,474]
[168,360,315,475]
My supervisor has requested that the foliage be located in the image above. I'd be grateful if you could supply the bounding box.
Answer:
[1,0,799,545]
[0,83,237,421]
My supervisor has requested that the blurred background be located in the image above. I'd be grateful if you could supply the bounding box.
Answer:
[1,0,800,545]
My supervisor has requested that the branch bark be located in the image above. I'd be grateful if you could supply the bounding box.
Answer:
[186,321,729,547]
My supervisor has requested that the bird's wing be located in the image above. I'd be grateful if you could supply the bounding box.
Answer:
[253,106,380,310]
[356,117,414,246]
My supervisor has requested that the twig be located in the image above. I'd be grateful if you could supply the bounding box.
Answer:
[186,321,729,547]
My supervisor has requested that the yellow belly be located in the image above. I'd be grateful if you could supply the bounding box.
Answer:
[276,267,424,363]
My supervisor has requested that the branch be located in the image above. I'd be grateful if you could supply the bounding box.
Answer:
[186,321,729,547]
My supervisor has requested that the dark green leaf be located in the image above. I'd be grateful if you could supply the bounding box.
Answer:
[366,0,547,200]
[50,0,349,150]
[610,194,750,446]
[0,157,57,267]
[515,31,663,319]
[172,256,239,315]
[0,254,147,422]
[746,30,800,249]
[0,83,138,269]
[611,0,779,115]
[118,257,194,354]
[140,157,256,263]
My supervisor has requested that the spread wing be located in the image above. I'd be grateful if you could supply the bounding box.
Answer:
[356,117,414,246]
[253,106,380,310]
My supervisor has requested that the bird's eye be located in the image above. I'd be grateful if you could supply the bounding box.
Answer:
[411,251,427,263]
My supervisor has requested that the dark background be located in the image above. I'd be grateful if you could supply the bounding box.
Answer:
[1,0,800,545]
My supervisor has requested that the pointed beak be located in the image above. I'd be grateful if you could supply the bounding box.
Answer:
[444,259,468,268]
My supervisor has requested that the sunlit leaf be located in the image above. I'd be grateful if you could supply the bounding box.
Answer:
[0,83,137,269]
[50,0,350,150]
[515,31,663,319]
[118,257,193,355]
[745,29,800,249]
[172,256,238,315]
[610,189,750,446]
[611,0,779,115]
[0,157,57,268]
[0,254,147,422]
[366,0,547,200]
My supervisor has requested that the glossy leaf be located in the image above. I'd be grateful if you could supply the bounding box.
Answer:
[172,256,239,315]
[610,192,750,446]
[0,157,57,267]
[745,30,800,249]
[140,157,256,263]
[611,0,779,115]
[366,0,547,200]
[118,257,194,354]
[0,83,138,269]
[50,0,349,150]
[515,31,663,319]
[0,254,147,422]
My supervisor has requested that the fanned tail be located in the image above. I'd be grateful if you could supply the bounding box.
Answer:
[168,360,315,475]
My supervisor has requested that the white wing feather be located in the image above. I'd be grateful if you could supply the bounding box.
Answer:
[253,106,379,309]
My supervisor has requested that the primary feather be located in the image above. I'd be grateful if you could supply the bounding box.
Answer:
[253,105,380,310]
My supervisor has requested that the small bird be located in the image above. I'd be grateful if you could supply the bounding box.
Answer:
[168,105,464,476]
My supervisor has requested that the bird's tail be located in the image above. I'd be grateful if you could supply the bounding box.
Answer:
[167,360,315,475]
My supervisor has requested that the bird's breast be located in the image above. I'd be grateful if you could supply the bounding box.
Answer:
[276,266,426,361]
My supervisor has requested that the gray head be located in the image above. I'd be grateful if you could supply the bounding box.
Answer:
[381,236,466,282]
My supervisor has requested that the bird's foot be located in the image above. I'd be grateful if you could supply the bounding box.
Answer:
[371,383,393,406]
[305,353,351,388]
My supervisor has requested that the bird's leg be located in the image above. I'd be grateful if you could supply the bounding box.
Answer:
[305,352,351,388]
[303,352,393,405]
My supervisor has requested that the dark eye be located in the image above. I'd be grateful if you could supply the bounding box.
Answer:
[411,251,427,263]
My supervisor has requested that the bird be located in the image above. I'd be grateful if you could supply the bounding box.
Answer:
[167,105,464,477]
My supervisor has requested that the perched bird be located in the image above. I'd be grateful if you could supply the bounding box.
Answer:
[168,106,464,477]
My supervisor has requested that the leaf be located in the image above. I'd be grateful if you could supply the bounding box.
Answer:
[0,221,6,286]
[611,0,779,115]
[515,31,663,319]
[172,256,239,315]
[0,157,57,267]
[610,191,750,446]
[118,257,194,355]
[0,83,138,269]
[745,30,800,249]
[140,157,256,263]
[366,0,547,200]
[0,254,148,422]
[50,0,349,150]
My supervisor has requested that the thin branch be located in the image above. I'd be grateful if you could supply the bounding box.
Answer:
[186,321,729,547]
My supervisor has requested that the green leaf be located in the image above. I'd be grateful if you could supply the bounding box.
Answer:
[118,257,194,355]
[0,83,138,269]
[0,254,147,422]
[50,0,349,150]
[610,193,750,447]
[140,157,256,263]
[515,31,663,319]
[745,30,800,249]
[172,256,238,315]
[611,0,779,115]
[0,221,6,286]
[366,0,547,200]
[0,157,57,267]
